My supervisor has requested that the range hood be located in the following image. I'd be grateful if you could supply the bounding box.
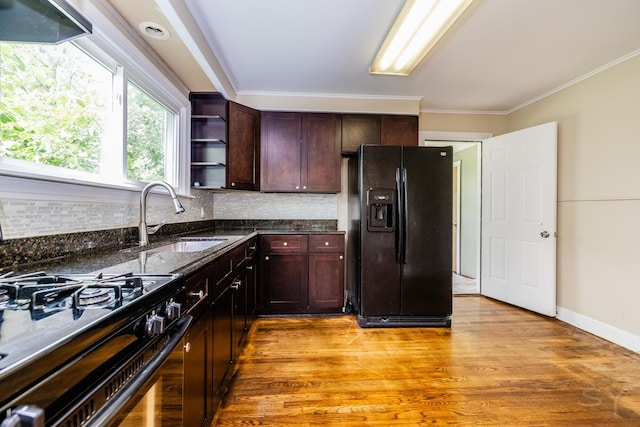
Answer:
[0,0,92,44]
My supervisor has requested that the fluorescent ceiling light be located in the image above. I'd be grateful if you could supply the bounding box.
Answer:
[370,0,474,76]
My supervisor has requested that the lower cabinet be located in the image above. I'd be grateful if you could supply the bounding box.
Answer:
[259,233,344,315]
[182,236,257,423]
[211,284,232,407]
[183,304,210,427]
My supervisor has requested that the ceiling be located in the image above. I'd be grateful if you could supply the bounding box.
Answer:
[109,0,640,114]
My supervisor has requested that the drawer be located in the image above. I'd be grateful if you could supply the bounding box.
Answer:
[261,235,308,253]
[185,268,209,312]
[245,237,258,257]
[213,251,233,288]
[230,244,247,270]
[309,234,344,253]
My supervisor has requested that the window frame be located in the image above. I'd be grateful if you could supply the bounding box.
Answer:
[0,0,191,197]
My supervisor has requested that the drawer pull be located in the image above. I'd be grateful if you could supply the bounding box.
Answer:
[339,255,344,260]
[265,256,270,261]
[283,242,288,247]
[325,241,329,246]
[189,290,204,299]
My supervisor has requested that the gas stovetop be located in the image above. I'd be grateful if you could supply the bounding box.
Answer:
[0,271,182,373]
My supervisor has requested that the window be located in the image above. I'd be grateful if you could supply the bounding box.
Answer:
[127,81,174,182]
[0,39,183,189]
[0,42,111,174]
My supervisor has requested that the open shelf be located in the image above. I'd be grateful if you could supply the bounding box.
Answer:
[189,93,228,189]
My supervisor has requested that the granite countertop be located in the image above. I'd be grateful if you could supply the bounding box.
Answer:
[1,221,344,277]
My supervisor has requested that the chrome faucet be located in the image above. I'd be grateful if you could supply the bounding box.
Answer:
[139,181,185,246]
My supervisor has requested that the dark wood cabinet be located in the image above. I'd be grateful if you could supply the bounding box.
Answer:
[341,113,419,154]
[260,234,309,313]
[227,101,260,190]
[183,268,212,426]
[190,93,227,189]
[308,235,344,313]
[341,114,381,154]
[183,306,210,427]
[259,233,344,315]
[190,94,260,191]
[260,112,300,192]
[381,115,418,147]
[211,283,232,406]
[180,236,258,422]
[260,112,341,192]
[245,256,257,332]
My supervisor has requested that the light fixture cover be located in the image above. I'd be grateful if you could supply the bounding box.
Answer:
[139,21,170,40]
[370,0,473,76]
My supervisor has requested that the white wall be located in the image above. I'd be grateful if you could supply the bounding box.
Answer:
[507,53,640,346]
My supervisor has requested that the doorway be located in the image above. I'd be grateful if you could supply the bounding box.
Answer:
[422,131,488,295]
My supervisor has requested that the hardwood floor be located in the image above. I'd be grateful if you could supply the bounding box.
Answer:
[213,296,640,426]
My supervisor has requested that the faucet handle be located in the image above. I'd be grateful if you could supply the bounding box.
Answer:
[147,221,166,235]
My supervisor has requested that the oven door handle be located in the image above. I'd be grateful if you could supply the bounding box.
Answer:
[88,314,193,427]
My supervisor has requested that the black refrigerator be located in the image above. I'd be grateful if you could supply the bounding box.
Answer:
[347,145,452,327]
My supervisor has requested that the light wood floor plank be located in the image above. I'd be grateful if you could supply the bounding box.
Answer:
[213,296,640,426]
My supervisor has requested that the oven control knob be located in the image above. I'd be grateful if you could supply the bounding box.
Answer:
[0,405,44,427]
[145,312,165,337]
[165,299,182,321]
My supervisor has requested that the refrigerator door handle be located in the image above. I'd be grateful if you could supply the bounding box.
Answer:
[402,167,408,264]
[395,167,403,264]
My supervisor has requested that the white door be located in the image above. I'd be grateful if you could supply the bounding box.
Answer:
[481,122,557,316]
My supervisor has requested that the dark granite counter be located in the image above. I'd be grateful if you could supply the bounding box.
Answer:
[0,220,341,277]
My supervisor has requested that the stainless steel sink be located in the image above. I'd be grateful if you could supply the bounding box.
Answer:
[147,238,228,253]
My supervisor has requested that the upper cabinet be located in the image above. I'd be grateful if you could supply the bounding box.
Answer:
[341,114,380,154]
[341,113,419,155]
[189,94,417,192]
[261,112,341,193]
[228,101,260,190]
[190,93,227,189]
[381,115,418,147]
[189,94,260,190]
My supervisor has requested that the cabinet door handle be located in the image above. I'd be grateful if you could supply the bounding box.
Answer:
[189,290,204,299]
[230,279,241,290]
[339,255,344,260]
[246,265,254,271]
[184,342,191,353]
[264,256,270,261]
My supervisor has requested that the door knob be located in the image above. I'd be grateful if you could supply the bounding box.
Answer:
[540,231,550,238]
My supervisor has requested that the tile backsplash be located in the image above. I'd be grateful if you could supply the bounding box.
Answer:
[213,192,337,219]
[0,186,338,240]
[0,188,214,239]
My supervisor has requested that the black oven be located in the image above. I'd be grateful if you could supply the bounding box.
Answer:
[86,314,191,426]
[0,272,192,427]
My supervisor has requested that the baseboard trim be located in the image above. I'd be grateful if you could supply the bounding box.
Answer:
[556,306,640,354]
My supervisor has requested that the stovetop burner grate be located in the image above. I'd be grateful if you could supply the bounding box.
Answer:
[0,272,147,310]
